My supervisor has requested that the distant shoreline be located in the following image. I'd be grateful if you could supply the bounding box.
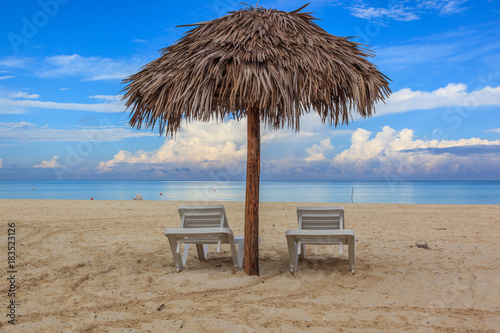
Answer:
[2,179,499,182]
[1,180,499,204]
[1,199,499,207]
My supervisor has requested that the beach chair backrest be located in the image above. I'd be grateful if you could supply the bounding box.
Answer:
[297,207,344,230]
[178,205,229,229]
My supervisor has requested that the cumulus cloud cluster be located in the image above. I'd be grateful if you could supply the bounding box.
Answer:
[375,84,500,116]
[305,139,334,162]
[97,121,500,179]
[97,119,248,174]
[96,113,346,178]
[333,126,500,177]
[33,156,59,168]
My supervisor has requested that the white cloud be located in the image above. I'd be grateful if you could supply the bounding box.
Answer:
[0,57,32,68]
[329,129,354,136]
[350,5,420,21]
[333,126,500,176]
[89,95,123,103]
[0,107,26,114]
[347,0,468,21]
[0,121,156,142]
[261,131,293,142]
[0,97,125,113]
[97,119,248,173]
[37,54,145,81]
[418,0,468,15]
[8,91,39,99]
[0,76,14,80]
[60,88,70,91]
[0,159,2,168]
[33,156,60,168]
[261,130,315,142]
[486,128,500,133]
[305,139,334,162]
[375,84,500,116]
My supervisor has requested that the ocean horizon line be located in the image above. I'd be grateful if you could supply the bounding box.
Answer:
[2,179,500,183]
[1,180,499,205]
[2,198,499,205]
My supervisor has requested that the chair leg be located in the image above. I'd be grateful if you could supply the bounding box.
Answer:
[339,241,343,255]
[228,238,239,270]
[236,238,244,270]
[166,235,184,272]
[286,236,298,273]
[196,244,206,261]
[347,236,355,274]
[182,244,190,266]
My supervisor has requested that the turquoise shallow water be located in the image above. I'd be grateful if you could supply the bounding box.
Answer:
[0,180,499,204]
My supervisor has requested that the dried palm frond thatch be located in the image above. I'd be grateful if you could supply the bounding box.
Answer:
[123,4,391,136]
[122,4,391,276]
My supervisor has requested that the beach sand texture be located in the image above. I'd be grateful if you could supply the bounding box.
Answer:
[0,200,499,332]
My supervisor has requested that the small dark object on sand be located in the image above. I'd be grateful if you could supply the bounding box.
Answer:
[157,304,165,311]
[416,242,431,250]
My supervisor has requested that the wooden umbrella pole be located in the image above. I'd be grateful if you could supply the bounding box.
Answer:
[244,105,260,276]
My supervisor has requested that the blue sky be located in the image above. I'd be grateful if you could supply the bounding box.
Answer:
[0,0,499,181]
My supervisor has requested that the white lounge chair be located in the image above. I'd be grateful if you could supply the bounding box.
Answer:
[164,205,240,272]
[286,207,355,274]
[133,194,143,200]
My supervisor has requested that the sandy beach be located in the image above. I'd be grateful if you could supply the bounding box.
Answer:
[0,199,499,332]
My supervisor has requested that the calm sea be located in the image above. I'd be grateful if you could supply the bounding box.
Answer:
[0,180,498,204]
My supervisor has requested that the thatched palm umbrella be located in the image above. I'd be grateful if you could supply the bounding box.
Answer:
[122,4,390,276]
